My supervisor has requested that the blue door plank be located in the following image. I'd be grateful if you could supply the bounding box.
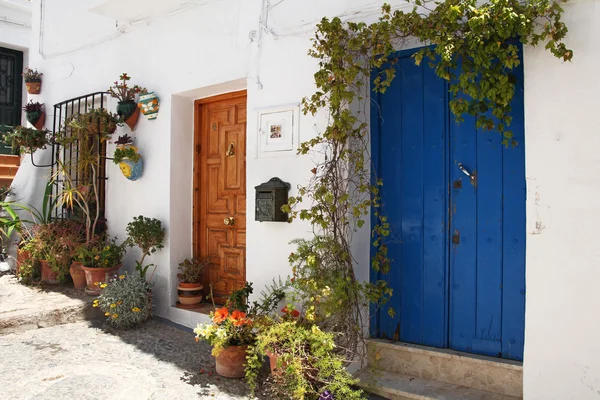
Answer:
[400,57,425,344]
[473,118,503,357]
[449,89,478,354]
[376,66,404,340]
[421,63,448,348]
[501,54,526,361]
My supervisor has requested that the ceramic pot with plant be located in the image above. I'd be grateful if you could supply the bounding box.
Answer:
[176,257,209,308]
[108,73,147,131]
[76,236,126,295]
[113,135,143,181]
[23,68,42,94]
[3,126,50,154]
[23,100,45,130]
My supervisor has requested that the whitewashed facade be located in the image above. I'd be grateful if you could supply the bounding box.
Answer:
[2,0,600,398]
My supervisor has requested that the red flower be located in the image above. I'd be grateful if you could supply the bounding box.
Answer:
[281,306,300,318]
[213,307,229,324]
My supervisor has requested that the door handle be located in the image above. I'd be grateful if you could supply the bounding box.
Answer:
[225,143,235,157]
[223,217,235,226]
[457,163,476,184]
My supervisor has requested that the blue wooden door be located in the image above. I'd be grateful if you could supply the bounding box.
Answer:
[371,48,526,361]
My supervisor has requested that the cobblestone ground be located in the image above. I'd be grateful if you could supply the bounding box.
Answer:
[0,319,259,400]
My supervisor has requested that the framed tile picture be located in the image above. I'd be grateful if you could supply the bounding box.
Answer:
[257,104,300,157]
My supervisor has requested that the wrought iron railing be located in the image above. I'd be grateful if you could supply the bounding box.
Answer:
[37,92,109,223]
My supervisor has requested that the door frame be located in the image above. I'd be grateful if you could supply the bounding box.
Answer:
[192,90,247,296]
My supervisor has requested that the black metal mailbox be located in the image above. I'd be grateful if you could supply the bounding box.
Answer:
[255,177,291,222]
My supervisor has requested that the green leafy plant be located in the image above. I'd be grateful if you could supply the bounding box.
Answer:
[126,215,165,281]
[177,257,209,283]
[95,273,152,329]
[108,73,147,102]
[3,126,50,153]
[22,68,42,81]
[246,319,364,400]
[113,145,140,164]
[73,236,125,268]
[58,109,122,141]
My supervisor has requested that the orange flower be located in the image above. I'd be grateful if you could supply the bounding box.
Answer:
[230,310,248,326]
[213,307,229,324]
[281,306,300,318]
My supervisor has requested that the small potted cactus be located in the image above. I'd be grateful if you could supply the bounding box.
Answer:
[23,100,45,130]
[22,68,43,94]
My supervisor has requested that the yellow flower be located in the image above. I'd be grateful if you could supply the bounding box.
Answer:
[117,300,123,305]
[94,282,100,286]
[100,283,107,289]
[104,312,110,316]
[94,255,100,260]
[93,300,99,308]
[105,246,110,251]
[132,307,141,313]
[112,314,118,319]
[110,303,116,308]
[119,275,125,280]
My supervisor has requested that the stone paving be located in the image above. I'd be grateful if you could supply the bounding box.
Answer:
[0,272,383,400]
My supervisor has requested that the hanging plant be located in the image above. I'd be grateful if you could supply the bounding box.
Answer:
[283,0,573,362]
[23,100,45,130]
[3,126,50,154]
[113,134,143,181]
[108,73,147,130]
[22,68,42,94]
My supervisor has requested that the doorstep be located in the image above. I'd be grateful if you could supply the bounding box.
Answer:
[167,304,214,329]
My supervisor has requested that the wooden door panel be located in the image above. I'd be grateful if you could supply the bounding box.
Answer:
[195,91,247,304]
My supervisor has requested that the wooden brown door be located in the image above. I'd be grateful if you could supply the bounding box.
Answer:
[194,91,247,304]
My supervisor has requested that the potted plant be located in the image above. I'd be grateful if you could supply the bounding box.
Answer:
[176,257,209,308]
[22,68,42,94]
[76,236,126,295]
[108,73,147,130]
[95,272,152,328]
[194,305,255,378]
[23,100,45,130]
[3,126,50,154]
[126,215,165,283]
[113,135,143,181]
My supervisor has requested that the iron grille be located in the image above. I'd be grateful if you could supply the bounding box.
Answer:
[45,92,109,225]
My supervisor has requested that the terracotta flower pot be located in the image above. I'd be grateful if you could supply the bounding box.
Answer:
[80,264,121,296]
[124,106,140,131]
[33,112,46,131]
[177,282,203,305]
[40,259,58,284]
[25,79,41,94]
[16,249,32,276]
[69,261,87,290]
[215,345,248,379]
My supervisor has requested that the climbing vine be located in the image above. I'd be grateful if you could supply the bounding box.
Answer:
[284,0,572,359]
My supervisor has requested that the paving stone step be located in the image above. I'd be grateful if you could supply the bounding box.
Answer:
[356,369,521,400]
[367,339,522,398]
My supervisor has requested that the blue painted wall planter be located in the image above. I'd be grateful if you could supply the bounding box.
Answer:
[116,144,143,181]
[138,92,159,120]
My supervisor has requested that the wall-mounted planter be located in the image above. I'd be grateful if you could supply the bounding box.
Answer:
[26,111,45,131]
[117,100,140,131]
[115,143,143,181]
[25,79,41,94]
[138,92,159,120]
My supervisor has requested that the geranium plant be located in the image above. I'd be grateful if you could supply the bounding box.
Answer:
[107,73,147,102]
[194,306,254,356]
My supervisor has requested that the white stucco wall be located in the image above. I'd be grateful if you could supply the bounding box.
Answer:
[13,0,600,397]
[523,0,600,398]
